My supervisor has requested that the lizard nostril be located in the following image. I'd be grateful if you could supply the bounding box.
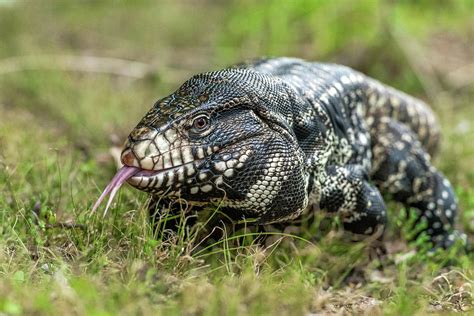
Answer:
[121,150,137,167]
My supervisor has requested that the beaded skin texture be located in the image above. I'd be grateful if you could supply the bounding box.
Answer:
[121,57,465,248]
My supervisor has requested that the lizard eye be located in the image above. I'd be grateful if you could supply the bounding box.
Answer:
[191,115,210,132]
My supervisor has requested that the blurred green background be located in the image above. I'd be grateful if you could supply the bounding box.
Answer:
[0,1,473,315]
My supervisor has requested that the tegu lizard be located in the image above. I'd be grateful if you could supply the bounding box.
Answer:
[93,57,467,249]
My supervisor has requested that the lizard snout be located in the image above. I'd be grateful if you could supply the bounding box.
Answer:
[121,150,138,167]
[121,127,194,172]
[121,138,157,170]
[121,127,160,170]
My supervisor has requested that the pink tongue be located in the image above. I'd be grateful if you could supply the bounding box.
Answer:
[91,166,141,217]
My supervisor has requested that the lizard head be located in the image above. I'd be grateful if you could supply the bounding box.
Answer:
[111,69,308,223]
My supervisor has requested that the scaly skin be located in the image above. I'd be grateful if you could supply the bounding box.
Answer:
[120,57,466,248]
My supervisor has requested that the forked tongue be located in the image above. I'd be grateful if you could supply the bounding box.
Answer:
[92,166,141,217]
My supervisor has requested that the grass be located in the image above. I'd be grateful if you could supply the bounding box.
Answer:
[0,1,473,315]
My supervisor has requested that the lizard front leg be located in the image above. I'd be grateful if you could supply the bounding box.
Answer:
[319,164,387,238]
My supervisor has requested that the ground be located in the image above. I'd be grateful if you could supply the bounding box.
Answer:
[0,1,473,315]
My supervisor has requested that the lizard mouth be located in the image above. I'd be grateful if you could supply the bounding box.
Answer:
[91,161,198,216]
[91,165,164,216]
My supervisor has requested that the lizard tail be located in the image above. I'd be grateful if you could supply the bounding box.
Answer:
[365,79,441,157]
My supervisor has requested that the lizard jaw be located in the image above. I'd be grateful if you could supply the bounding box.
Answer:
[126,160,199,193]
[92,161,200,216]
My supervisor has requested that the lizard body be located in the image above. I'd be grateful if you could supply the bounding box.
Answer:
[119,57,464,248]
